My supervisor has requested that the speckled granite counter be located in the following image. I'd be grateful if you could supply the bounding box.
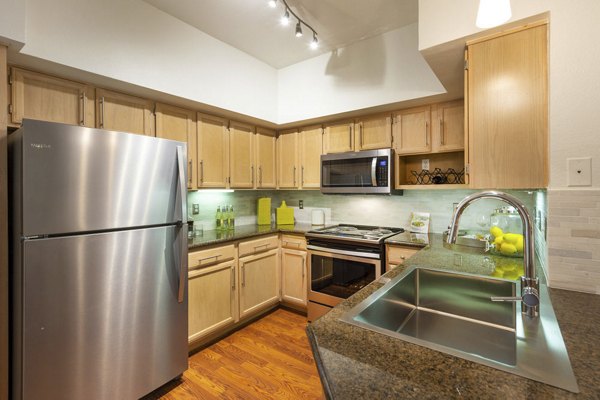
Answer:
[187,223,315,250]
[308,234,600,399]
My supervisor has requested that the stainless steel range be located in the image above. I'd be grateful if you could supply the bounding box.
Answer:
[305,224,404,321]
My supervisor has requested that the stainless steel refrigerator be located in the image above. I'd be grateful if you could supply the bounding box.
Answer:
[8,119,188,400]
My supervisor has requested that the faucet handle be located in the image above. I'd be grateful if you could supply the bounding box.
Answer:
[491,286,539,308]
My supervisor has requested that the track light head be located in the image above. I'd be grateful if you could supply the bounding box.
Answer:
[280,9,290,26]
[268,0,277,8]
[310,32,319,49]
[295,21,303,37]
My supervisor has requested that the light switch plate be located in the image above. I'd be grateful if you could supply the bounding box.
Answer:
[567,157,592,186]
[192,204,200,215]
[422,159,430,171]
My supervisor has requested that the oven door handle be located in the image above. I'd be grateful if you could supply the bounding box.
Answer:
[371,157,378,187]
[307,244,381,260]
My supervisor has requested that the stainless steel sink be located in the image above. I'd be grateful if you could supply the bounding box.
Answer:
[340,266,579,393]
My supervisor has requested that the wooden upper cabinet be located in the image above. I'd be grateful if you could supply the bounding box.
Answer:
[277,129,299,189]
[467,23,548,189]
[355,113,392,151]
[299,125,323,189]
[255,127,277,189]
[229,121,255,189]
[392,106,431,155]
[96,88,154,136]
[9,67,94,127]
[155,103,197,189]
[324,121,354,154]
[432,100,464,153]
[197,113,229,188]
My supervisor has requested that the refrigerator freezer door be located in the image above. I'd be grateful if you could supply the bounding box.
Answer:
[16,225,187,400]
[18,119,186,236]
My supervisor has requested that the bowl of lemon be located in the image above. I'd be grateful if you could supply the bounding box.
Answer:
[489,225,524,258]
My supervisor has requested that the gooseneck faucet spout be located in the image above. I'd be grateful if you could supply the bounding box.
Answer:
[447,190,539,317]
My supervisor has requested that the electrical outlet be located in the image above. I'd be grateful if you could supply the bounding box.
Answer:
[567,157,592,186]
[299,200,304,209]
[192,204,200,215]
[422,159,430,171]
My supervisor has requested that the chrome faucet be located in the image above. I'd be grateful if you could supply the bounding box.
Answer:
[446,190,540,318]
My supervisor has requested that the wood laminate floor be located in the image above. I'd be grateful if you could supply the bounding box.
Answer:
[155,309,324,400]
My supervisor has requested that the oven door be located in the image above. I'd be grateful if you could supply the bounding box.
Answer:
[307,247,381,308]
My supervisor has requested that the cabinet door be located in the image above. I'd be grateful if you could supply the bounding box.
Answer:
[10,67,94,127]
[324,121,353,154]
[255,127,277,189]
[155,103,197,189]
[188,261,238,343]
[392,106,431,154]
[96,88,154,136]
[467,24,548,189]
[299,125,323,189]
[197,113,229,188]
[281,248,307,307]
[277,130,299,188]
[355,114,392,150]
[239,249,280,319]
[229,121,255,188]
[432,100,464,153]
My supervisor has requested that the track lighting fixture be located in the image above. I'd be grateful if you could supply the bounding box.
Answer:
[268,0,319,50]
[280,8,290,26]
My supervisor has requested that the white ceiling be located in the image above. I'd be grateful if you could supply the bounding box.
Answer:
[143,0,418,69]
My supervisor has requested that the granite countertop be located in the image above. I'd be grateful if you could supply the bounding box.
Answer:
[187,223,316,250]
[307,234,600,399]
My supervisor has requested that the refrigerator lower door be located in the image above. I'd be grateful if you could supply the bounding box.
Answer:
[15,225,188,400]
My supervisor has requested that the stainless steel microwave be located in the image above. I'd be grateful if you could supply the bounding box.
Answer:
[320,149,395,194]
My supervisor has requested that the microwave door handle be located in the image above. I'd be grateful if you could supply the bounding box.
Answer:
[371,157,377,187]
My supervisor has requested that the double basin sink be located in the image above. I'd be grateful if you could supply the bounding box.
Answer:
[340,266,579,393]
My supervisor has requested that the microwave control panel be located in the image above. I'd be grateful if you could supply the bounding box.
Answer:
[376,157,388,186]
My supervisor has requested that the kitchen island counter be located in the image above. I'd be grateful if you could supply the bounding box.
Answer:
[307,235,600,399]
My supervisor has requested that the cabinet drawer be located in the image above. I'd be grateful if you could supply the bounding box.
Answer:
[387,246,419,265]
[188,244,235,269]
[280,234,307,250]
[238,235,279,258]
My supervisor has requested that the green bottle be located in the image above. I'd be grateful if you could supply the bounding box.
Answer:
[228,205,235,229]
[216,206,222,230]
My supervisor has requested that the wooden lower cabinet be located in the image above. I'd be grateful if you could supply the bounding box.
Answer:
[239,249,280,319]
[188,260,238,343]
[386,245,419,271]
[281,248,307,307]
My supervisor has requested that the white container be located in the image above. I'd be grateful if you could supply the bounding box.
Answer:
[311,209,325,225]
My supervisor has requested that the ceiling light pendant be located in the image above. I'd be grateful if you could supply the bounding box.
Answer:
[310,33,319,49]
[476,0,512,28]
[281,9,290,26]
[295,21,303,37]
[267,0,277,8]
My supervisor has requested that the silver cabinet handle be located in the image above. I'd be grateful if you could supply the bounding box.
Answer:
[231,266,235,289]
[259,166,263,186]
[360,123,364,148]
[241,264,246,287]
[188,160,193,184]
[99,96,105,128]
[302,256,305,279]
[440,119,444,145]
[301,166,304,186]
[251,165,254,186]
[79,93,85,126]
[284,241,301,248]
[197,254,221,264]
[425,121,429,146]
[254,243,269,251]
[199,160,204,183]
[176,146,187,303]
[293,166,296,187]
[349,124,353,149]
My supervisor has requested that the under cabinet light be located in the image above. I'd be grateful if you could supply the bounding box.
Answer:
[476,0,512,28]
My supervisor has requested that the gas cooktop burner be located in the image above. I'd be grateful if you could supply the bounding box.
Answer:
[306,224,404,244]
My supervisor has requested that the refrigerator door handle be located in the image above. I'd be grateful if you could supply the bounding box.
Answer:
[176,145,187,303]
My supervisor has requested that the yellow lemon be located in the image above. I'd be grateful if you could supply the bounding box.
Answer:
[516,267,525,276]
[490,226,503,238]
[500,242,517,255]
[491,269,504,278]
[499,263,516,272]
[494,236,504,246]
[503,233,521,244]
[515,236,524,252]
[504,271,520,281]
